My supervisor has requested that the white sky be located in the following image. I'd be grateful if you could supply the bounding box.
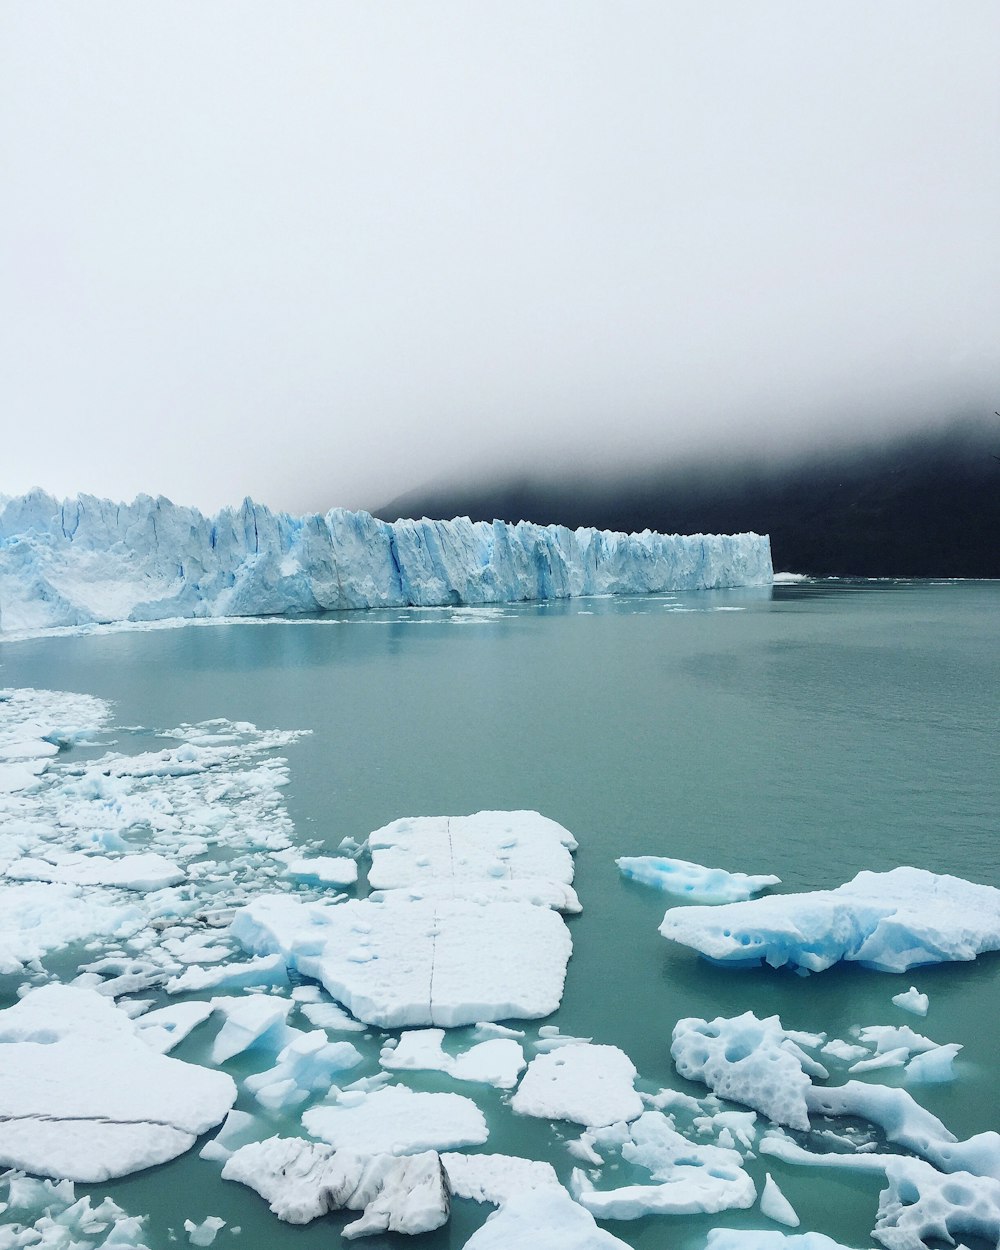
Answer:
[1,2,998,514]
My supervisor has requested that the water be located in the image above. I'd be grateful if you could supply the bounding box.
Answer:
[1,580,998,1248]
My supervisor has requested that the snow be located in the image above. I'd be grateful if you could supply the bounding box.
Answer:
[892,986,930,1016]
[302,1084,489,1155]
[0,491,773,631]
[463,1187,634,1249]
[571,1111,757,1218]
[760,1173,801,1226]
[221,1136,450,1237]
[0,984,236,1181]
[617,854,780,902]
[230,892,573,1027]
[659,867,1000,972]
[671,1012,827,1131]
[511,1042,644,1127]
[440,1152,560,1204]
[381,1027,526,1089]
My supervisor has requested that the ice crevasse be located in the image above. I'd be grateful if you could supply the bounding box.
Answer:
[0,491,773,631]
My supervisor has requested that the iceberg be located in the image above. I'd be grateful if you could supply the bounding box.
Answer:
[617,854,780,902]
[0,490,772,631]
[659,867,1000,972]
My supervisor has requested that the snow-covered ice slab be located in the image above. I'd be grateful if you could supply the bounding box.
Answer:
[0,491,773,632]
[617,855,779,902]
[135,1001,214,1053]
[231,893,573,1027]
[0,881,144,975]
[302,1084,488,1155]
[659,867,1000,972]
[571,1111,756,1218]
[368,811,580,913]
[4,850,185,890]
[440,1153,560,1204]
[464,1187,633,1249]
[671,1013,828,1131]
[282,855,358,887]
[511,1043,643,1127]
[222,1136,450,1237]
[0,985,236,1180]
[381,1027,526,1089]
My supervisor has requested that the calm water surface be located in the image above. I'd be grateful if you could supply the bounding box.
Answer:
[1,581,998,1249]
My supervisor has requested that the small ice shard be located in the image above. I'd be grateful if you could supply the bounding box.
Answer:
[463,1187,633,1249]
[367,811,581,913]
[905,1043,962,1084]
[821,1039,872,1063]
[659,867,1000,973]
[617,855,779,902]
[571,1111,756,1218]
[875,1157,1000,1250]
[849,1048,910,1073]
[282,855,358,887]
[222,1136,450,1236]
[245,1029,363,1109]
[0,984,236,1180]
[672,1013,826,1131]
[303,1084,488,1154]
[381,1027,525,1089]
[892,986,929,1016]
[760,1174,800,1226]
[199,1109,259,1163]
[511,1043,643,1127]
[210,994,294,1063]
[134,1000,214,1053]
[185,1216,227,1246]
[441,1152,559,1204]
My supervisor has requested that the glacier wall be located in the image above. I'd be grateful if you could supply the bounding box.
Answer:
[0,491,772,632]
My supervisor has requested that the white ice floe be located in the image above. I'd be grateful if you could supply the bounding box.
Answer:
[222,1136,450,1237]
[617,855,779,902]
[199,1109,260,1164]
[874,1157,1000,1250]
[231,892,573,1027]
[659,867,1000,972]
[245,1028,363,1110]
[671,1013,827,1131]
[167,953,290,994]
[572,1110,756,1219]
[706,1233,860,1250]
[0,1171,150,1250]
[760,1173,801,1226]
[0,881,145,974]
[281,855,358,887]
[0,984,236,1180]
[511,1043,643,1127]
[381,1027,526,1089]
[299,999,367,1032]
[303,1084,488,1155]
[892,986,929,1016]
[367,811,580,913]
[210,993,294,1062]
[463,1187,633,1249]
[185,1216,227,1246]
[3,849,185,890]
[440,1152,560,1204]
[905,1044,961,1083]
[134,1000,214,1053]
[820,1039,870,1063]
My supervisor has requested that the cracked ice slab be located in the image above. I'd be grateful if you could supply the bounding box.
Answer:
[367,811,580,913]
[0,985,236,1181]
[659,867,1000,973]
[231,893,573,1027]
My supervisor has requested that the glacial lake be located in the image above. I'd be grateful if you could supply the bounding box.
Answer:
[1,579,999,1249]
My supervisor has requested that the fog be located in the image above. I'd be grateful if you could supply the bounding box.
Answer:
[1,2,998,515]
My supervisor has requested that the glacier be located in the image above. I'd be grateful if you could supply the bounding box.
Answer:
[0,490,772,631]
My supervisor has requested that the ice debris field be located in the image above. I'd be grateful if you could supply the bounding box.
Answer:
[2,685,1000,1250]
[0,491,772,632]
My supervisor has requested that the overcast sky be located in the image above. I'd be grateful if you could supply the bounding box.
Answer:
[1,2,998,515]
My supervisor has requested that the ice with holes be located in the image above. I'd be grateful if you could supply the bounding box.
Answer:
[617,855,780,902]
[873,1157,1000,1250]
[659,867,1000,972]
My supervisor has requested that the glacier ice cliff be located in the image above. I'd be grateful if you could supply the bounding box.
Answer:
[0,490,772,632]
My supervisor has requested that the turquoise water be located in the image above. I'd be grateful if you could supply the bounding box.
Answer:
[1,580,998,1248]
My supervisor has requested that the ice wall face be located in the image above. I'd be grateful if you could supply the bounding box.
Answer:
[0,490,772,631]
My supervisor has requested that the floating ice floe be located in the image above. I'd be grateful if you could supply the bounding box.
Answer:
[281,855,358,887]
[617,855,780,902]
[184,1216,227,1246]
[440,1152,560,1204]
[659,867,1000,972]
[892,986,929,1016]
[706,1233,860,1250]
[0,881,145,975]
[381,1027,526,1089]
[760,1173,801,1227]
[244,1028,363,1110]
[231,892,573,1027]
[302,1084,488,1154]
[222,1136,450,1237]
[464,1187,633,1249]
[0,1171,150,1250]
[134,1000,214,1053]
[4,849,185,890]
[874,1157,1000,1250]
[367,811,580,912]
[511,1042,644,1127]
[672,1012,827,1131]
[571,1111,757,1218]
[209,993,294,1062]
[0,984,236,1180]
[299,999,367,1032]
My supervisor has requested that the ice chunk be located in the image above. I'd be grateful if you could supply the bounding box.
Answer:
[303,1084,488,1155]
[282,855,358,887]
[244,1028,362,1108]
[706,1233,861,1250]
[464,1187,634,1249]
[231,893,572,1027]
[381,1027,525,1089]
[167,953,289,994]
[659,867,1000,973]
[5,850,185,890]
[0,984,236,1180]
[134,1001,214,1053]
[0,1169,150,1250]
[760,1173,800,1226]
[440,1153,560,1204]
[185,1216,226,1246]
[618,855,779,902]
[511,1043,643,1127]
[672,1012,826,1131]
[892,987,930,1016]
[906,1044,961,1084]
[221,1136,450,1237]
[299,1000,366,1032]
[0,881,145,974]
[368,811,580,913]
[875,1157,1000,1250]
[571,1110,756,1218]
[199,1109,259,1163]
[210,994,294,1063]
